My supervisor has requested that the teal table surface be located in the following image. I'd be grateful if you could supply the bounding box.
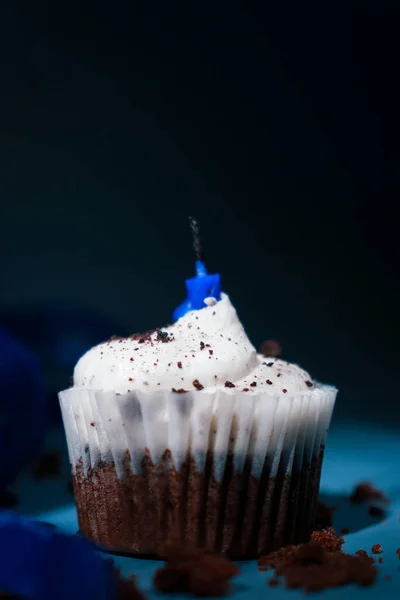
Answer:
[11,422,400,599]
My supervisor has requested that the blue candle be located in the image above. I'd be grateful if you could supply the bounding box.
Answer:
[173,218,221,321]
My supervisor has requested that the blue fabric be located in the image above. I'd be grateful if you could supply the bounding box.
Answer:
[0,512,115,600]
[0,329,46,487]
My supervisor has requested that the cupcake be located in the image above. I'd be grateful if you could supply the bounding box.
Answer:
[59,293,337,558]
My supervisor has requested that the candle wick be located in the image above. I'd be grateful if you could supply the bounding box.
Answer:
[189,216,204,263]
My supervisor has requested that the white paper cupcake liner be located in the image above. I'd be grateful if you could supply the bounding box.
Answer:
[59,384,337,556]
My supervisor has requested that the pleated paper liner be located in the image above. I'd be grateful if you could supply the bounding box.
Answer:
[59,385,336,558]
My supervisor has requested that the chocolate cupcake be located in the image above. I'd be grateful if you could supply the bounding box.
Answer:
[59,293,337,558]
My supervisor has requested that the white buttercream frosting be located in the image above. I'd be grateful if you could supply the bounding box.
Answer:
[73,293,317,395]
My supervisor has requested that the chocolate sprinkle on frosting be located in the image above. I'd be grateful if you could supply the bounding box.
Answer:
[156,329,173,343]
[192,379,204,391]
[224,381,235,388]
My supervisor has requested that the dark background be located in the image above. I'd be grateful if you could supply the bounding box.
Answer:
[0,2,398,426]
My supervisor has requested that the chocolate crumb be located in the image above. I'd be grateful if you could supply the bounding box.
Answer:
[371,544,382,554]
[258,545,298,570]
[305,380,314,387]
[90,422,95,427]
[192,379,204,391]
[350,482,388,504]
[356,550,368,558]
[250,382,257,387]
[282,388,287,393]
[311,527,344,552]
[114,567,146,600]
[259,540,376,592]
[209,349,213,355]
[200,341,205,350]
[266,379,273,385]
[177,361,182,369]
[260,339,282,357]
[242,388,249,392]
[154,545,239,597]
[172,388,188,394]
[33,451,61,479]
[277,373,281,377]
[377,557,383,563]
[224,381,235,388]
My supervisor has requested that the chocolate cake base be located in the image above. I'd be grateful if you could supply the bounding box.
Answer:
[72,448,324,559]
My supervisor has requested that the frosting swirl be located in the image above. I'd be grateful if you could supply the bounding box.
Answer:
[73,293,315,395]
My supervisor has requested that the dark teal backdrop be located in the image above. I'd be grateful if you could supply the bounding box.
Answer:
[0,2,398,426]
